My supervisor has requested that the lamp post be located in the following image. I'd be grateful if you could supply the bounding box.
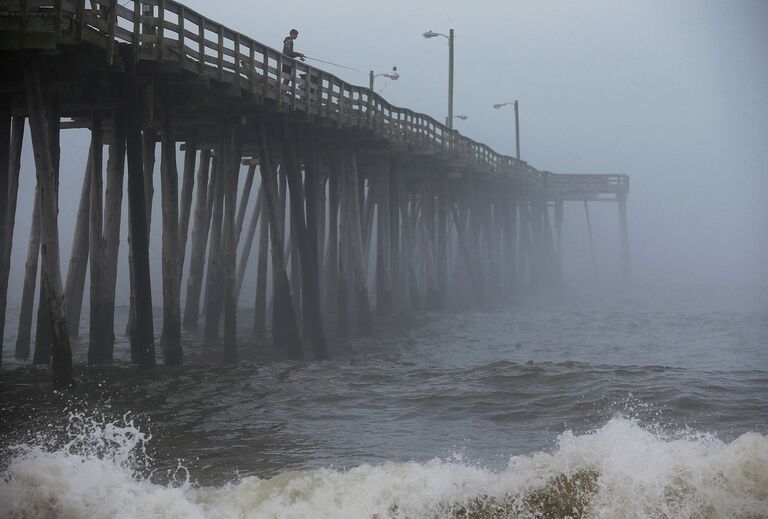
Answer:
[423,29,455,129]
[369,66,400,90]
[493,100,520,160]
[453,114,468,121]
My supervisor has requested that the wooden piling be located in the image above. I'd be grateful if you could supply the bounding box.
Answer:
[343,148,372,334]
[388,165,401,308]
[221,123,241,362]
[204,154,225,341]
[0,99,9,363]
[64,148,92,339]
[1,115,23,362]
[23,59,73,386]
[325,167,340,327]
[87,113,108,363]
[33,94,61,367]
[257,123,302,358]
[126,128,157,339]
[282,126,326,358]
[506,198,518,292]
[235,162,257,248]
[100,111,126,362]
[303,134,327,355]
[518,202,532,286]
[122,46,155,367]
[583,200,598,280]
[183,150,213,331]
[159,107,182,365]
[376,159,392,314]
[436,179,448,307]
[554,200,564,281]
[253,186,269,337]
[178,138,198,278]
[15,195,40,360]
[236,186,262,301]
[618,196,630,283]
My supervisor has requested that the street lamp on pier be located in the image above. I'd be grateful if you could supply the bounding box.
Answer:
[423,29,455,129]
[493,100,520,160]
[369,66,400,90]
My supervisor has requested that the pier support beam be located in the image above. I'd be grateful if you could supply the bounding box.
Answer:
[583,201,598,280]
[376,159,392,314]
[204,155,225,341]
[325,166,341,332]
[183,151,213,331]
[299,132,327,358]
[343,147,372,334]
[64,150,91,339]
[221,122,241,362]
[253,185,269,338]
[87,113,107,363]
[618,195,631,283]
[0,104,24,363]
[258,123,302,358]
[15,196,40,360]
[123,48,155,367]
[178,138,198,279]
[23,59,72,386]
[159,107,182,365]
[32,95,60,367]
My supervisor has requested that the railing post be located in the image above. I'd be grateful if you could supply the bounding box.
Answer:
[75,0,84,41]
[132,0,140,46]
[248,40,256,93]
[276,52,283,109]
[290,58,297,111]
[197,14,204,73]
[260,48,269,99]
[106,0,117,66]
[234,33,241,84]
[304,66,312,117]
[157,0,165,62]
[217,25,223,81]
[177,6,185,62]
[54,0,62,35]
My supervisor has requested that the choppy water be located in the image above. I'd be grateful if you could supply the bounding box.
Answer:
[1,284,767,518]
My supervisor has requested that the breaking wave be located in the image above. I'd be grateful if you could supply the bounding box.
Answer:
[1,413,766,518]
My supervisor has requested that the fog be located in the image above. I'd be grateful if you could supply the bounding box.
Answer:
[3,2,768,514]
[5,0,768,307]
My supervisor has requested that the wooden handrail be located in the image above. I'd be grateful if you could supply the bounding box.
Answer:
[0,0,557,180]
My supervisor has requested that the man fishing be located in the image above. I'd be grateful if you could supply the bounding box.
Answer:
[282,29,304,83]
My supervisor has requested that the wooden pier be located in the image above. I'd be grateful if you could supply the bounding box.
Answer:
[0,0,629,385]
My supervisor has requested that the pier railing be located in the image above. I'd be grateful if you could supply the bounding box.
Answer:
[0,0,628,198]
[545,173,629,201]
[0,0,536,175]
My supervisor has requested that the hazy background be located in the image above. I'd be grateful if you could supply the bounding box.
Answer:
[4,0,768,309]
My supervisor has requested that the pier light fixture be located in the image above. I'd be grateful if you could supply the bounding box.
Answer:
[422,28,455,129]
[493,100,520,160]
[369,66,400,90]
[453,114,468,120]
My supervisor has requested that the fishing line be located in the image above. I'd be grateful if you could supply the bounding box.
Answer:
[304,56,366,74]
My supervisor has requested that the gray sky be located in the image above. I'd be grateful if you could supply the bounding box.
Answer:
[7,0,768,306]
[176,0,768,286]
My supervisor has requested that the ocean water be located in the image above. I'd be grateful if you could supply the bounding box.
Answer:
[1,284,767,518]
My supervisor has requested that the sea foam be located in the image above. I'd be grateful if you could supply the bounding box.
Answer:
[1,413,766,518]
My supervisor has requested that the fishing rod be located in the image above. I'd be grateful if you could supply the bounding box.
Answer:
[303,56,366,74]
